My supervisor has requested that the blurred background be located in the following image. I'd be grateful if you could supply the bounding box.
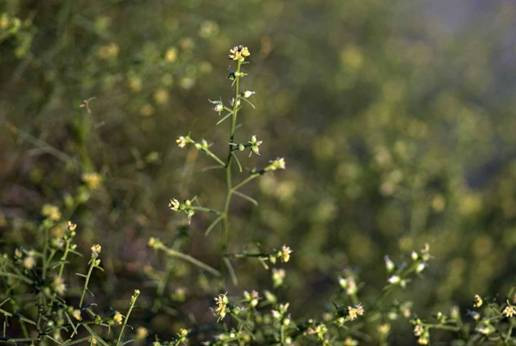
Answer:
[1,0,515,343]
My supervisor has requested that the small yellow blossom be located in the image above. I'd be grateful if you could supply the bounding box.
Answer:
[502,302,515,318]
[91,244,102,257]
[473,294,483,308]
[23,253,36,269]
[214,293,229,321]
[52,276,66,295]
[277,245,292,263]
[128,76,142,92]
[378,323,391,335]
[266,158,286,171]
[72,309,82,321]
[229,45,250,62]
[153,88,169,105]
[67,221,77,232]
[347,304,365,321]
[165,47,178,63]
[343,337,358,346]
[113,311,123,325]
[177,328,189,341]
[272,268,286,287]
[136,327,148,340]
[42,204,61,221]
[97,42,119,60]
[176,136,190,149]
[338,275,358,295]
[147,237,163,249]
[82,172,102,190]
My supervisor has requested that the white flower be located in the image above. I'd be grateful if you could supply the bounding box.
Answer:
[248,135,263,156]
[388,275,401,284]
[176,136,190,148]
[243,90,255,98]
[168,198,180,211]
[384,255,395,272]
[209,100,224,113]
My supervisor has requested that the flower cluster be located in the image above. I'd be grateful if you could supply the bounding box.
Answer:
[228,45,250,62]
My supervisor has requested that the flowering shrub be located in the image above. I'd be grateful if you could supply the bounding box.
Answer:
[1,45,514,345]
[1,1,516,345]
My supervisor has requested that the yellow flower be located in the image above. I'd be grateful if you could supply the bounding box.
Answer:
[113,311,123,325]
[82,172,102,190]
[91,244,102,258]
[153,88,169,105]
[266,158,286,171]
[52,276,66,295]
[165,47,178,63]
[97,42,119,60]
[136,327,148,340]
[42,204,61,221]
[214,293,229,321]
[72,309,82,321]
[347,304,365,321]
[23,254,36,269]
[502,302,515,318]
[229,45,250,62]
[277,245,292,263]
[473,294,483,308]
[378,323,391,335]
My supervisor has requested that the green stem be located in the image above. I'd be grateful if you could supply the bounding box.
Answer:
[222,60,243,248]
[115,292,140,346]
[159,245,220,276]
[79,261,95,308]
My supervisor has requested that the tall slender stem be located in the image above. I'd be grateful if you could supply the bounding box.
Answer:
[222,60,243,248]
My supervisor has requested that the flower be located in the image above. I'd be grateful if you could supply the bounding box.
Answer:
[67,221,77,232]
[243,90,255,98]
[42,204,61,221]
[147,237,163,249]
[91,244,102,258]
[177,328,189,342]
[72,309,82,321]
[502,302,515,318]
[113,311,123,325]
[384,255,395,272]
[176,136,190,148]
[23,253,36,269]
[243,290,260,307]
[168,198,195,222]
[473,294,483,308]
[214,293,229,321]
[52,276,66,295]
[388,275,401,285]
[272,268,286,287]
[347,304,364,321]
[168,198,180,211]
[165,47,177,63]
[229,45,250,62]
[339,275,358,295]
[416,262,426,273]
[209,99,224,113]
[248,135,263,156]
[266,158,286,171]
[82,172,102,189]
[136,327,148,340]
[277,245,292,263]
